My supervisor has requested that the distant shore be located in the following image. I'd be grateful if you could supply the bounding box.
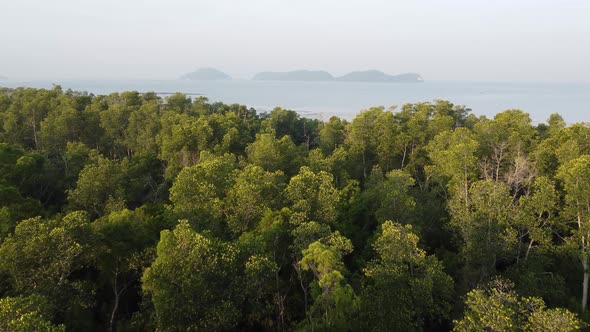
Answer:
[181,68,423,83]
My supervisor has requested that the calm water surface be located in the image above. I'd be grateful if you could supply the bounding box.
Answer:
[1,79,589,123]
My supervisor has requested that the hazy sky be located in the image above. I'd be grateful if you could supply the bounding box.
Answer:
[2,0,589,81]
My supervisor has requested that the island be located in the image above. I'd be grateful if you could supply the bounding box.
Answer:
[336,70,423,83]
[251,69,423,82]
[180,68,423,82]
[180,68,231,80]
[252,70,334,81]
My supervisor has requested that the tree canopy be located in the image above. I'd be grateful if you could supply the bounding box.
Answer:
[0,87,587,330]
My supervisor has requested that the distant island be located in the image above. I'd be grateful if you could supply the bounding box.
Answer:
[252,69,423,83]
[181,68,423,82]
[252,70,334,81]
[181,68,231,80]
[336,70,423,83]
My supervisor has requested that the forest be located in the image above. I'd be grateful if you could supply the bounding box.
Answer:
[0,85,589,331]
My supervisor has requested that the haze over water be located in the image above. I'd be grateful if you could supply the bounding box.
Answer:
[2,0,590,82]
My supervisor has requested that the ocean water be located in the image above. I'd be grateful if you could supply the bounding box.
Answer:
[1,79,589,124]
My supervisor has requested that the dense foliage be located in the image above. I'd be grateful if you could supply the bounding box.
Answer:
[0,85,588,331]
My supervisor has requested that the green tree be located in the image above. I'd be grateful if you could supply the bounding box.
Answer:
[246,132,302,176]
[0,295,64,332]
[39,102,84,155]
[346,107,382,178]
[307,147,351,188]
[206,110,258,155]
[264,107,319,147]
[473,110,536,187]
[454,278,582,332]
[62,142,93,188]
[1,87,61,149]
[393,102,432,173]
[298,239,358,330]
[513,176,558,263]
[237,209,291,329]
[547,113,566,137]
[164,93,192,114]
[124,153,166,206]
[427,127,480,203]
[554,124,590,166]
[142,220,241,331]
[361,221,454,331]
[557,155,590,311]
[431,100,469,131]
[99,102,133,158]
[362,167,416,225]
[0,144,43,238]
[319,116,346,155]
[286,166,340,226]
[0,211,94,322]
[452,180,515,281]
[224,165,284,235]
[525,306,583,332]
[158,112,213,179]
[67,155,127,217]
[169,152,236,234]
[124,100,161,156]
[267,107,299,137]
[93,208,158,332]
[375,109,402,171]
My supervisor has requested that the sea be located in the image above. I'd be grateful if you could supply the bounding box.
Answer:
[1,79,589,124]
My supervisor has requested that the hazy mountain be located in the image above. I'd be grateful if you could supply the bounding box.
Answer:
[252,70,334,81]
[251,69,423,82]
[336,70,423,82]
[181,68,231,80]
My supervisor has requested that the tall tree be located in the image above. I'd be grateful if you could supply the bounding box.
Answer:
[454,278,582,332]
[513,176,558,263]
[451,180,515,281]
[124,100,161,156]
[361,167,416,226]
[142,220,241,331]
[93,208,158,332]
[285,166,340,226]
[298,238,358,330]
[224,164,284,236]
[427,127,480,203]
[319,116,346,155]
[345,107,382,178]
[0,295,65,332]
[0,211,94,323]
[246,132,302,176]
[557,155,590,311]
[157,112,213,179]
[361,221,453,331]
[169,152,236,234]
[67,155,127,217]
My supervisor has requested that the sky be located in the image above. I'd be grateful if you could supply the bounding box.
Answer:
[1,0,589,81]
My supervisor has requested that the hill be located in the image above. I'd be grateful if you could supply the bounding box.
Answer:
[180,68,231,80]
[252,70,334,81]
[336,70,423,82]
[252,69,423,82]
